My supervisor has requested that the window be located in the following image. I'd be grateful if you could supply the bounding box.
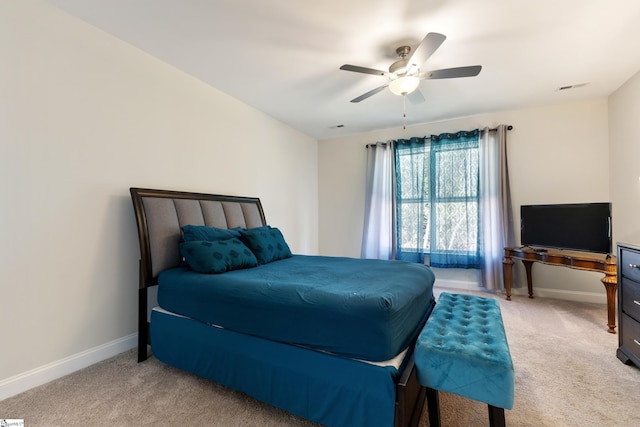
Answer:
[395,131,480,268]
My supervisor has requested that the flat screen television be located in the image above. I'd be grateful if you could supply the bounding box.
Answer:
[520,202,612,254]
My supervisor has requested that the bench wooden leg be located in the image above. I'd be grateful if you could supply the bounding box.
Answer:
[425,387,441,427]
[488,405,506,427]
[425,389,507,427]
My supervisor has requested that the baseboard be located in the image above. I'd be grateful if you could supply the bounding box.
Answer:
[435,279,607,305]
[434,278,479,291]
[510,287,607,304]
[0,333,137,402]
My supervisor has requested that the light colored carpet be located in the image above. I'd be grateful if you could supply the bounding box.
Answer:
[1,288,639,426]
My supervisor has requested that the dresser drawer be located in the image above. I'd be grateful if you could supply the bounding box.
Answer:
[620,248,640,282]
[621,278,640,322]
[620,313,640,361]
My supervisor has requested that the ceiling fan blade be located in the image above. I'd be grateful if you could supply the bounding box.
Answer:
[407,89,425,104]
[340,64,389,77]
[350,84,388,103]
[407,32,446,70]
[421,65,482,79]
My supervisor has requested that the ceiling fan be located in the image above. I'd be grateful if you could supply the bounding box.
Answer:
[340,32,482,104]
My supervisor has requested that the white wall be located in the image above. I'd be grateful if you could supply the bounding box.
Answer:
[318,99,611,298]
[0,0,318,386]
[609,70,640,246]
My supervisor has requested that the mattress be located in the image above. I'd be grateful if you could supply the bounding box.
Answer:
[157,255,435,361]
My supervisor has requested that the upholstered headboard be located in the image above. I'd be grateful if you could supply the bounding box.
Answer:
[130,187,266,362]
[130,188,266,288]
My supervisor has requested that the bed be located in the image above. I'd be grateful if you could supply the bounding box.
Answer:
[130,187,436,427]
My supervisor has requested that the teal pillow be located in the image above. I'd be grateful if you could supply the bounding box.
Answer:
[239,226,292,264]
[182,225,241,242]
[179,238,258,274]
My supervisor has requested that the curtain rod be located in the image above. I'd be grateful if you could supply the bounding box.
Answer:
[365,125,513,148]
[489,125,514,132]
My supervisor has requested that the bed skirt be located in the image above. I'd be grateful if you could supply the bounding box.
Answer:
[151,308,405,427]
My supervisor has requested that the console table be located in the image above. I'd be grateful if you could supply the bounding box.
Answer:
[503,247,618,333]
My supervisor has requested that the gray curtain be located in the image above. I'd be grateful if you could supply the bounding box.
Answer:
[361,142,396,260]
[479,125,515,290]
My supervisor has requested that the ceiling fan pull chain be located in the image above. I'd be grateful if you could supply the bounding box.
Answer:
[403,95,407,130]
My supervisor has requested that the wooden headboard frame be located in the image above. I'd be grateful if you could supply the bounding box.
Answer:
[129,187,266,361]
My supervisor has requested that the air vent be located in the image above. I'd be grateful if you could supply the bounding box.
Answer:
[557,82,589,91]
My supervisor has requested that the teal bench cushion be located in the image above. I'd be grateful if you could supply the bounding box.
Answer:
[415,292,514,410]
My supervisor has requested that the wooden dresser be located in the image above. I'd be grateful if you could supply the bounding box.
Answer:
[616,243,640,367]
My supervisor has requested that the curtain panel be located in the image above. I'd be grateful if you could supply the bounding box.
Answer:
[428,130,480,268]
[361,142,396,260]
[394,137,428,263]
[394,133,481,267]
[479,125,515,289]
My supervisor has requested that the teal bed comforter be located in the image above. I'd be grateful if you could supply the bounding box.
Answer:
[158,255,435,361]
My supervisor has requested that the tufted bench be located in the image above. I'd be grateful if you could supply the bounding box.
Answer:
[414,292,514,427]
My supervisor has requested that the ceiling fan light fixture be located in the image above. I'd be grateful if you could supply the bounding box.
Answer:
[389,75,420,96]
[339,33,479,103]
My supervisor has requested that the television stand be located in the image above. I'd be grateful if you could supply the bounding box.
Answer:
[503,247,618,333]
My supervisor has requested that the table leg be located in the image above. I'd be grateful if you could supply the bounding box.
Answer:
[503,256,514,300]
[523,260,534,298]
[601,274,617,334]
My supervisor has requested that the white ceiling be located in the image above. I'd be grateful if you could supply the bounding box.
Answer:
[47,0,640,141]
